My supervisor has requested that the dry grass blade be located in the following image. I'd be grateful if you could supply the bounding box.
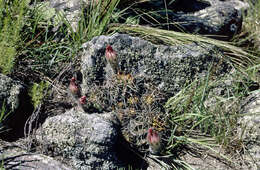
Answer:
[109,24,258,68]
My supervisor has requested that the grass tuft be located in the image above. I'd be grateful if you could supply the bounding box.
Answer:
[163,63,259,168]
[0,101,11,133]
[0,0,28,74]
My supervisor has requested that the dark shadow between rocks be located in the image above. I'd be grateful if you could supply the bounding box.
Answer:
[172,0,211,13]
[0,89,34,142]
[117,0,242,40]
[115,132,149,169]
[117,0,212,34]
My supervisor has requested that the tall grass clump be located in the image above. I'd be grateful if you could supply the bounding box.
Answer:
[68,0,120,44]
[18,0,120,78]
[163,64,259,168]
[0,0,28,74]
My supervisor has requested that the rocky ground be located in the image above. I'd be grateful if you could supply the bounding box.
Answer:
[0,0,259,169]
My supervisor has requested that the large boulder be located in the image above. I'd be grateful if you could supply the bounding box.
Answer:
[35,108,124,169]
[170,0,243,40]
[80,33,231,98]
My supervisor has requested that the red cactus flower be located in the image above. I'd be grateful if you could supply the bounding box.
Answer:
[69,77,80,97]
[79,96,87,105]
[105,45,118,73]
[147,128,162,154]
[105,45,116,60]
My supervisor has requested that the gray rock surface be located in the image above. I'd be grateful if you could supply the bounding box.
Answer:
[49,0,88,29]
[36,108,123,169]
[218,0,249,11]
[241,91,260,126]
[33,0,89,32]
[0,74,24,113]
[80,33,231,98]
[172,0,243,40]
[239,91,260,169]
[0,140,72,170]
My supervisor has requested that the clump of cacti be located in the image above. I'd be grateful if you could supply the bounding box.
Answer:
[70,45,170,154]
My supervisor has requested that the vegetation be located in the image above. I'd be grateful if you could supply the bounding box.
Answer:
[29,81,49,109]
[0,0,28,74]
[0,0,259,169]
[0,101,10,132]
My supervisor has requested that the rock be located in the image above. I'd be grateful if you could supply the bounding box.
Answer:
[35,108,123,169]
[221,0,250,11]
[0,140,72,170]
[0,74,33,141]
[122,0,246,40]
[239,91,260,140]
[49,0,86,11]
[49,0,88,31]
[78,33,232,155]
[32,0,89,32]
[0,74,23,113]
[254,36,260,52]
[172,0,243,40]
[240,91,260,125]
[118,0,181,9]
[238,91,260,168]
[80,33,231,98]
[181,150,255,170]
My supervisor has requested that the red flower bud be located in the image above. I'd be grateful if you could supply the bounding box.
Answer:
[79,96,87,104]
[69,77,79,97]
[147,128,162,154]
[105,45,116,60]
[105,45,118,73]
